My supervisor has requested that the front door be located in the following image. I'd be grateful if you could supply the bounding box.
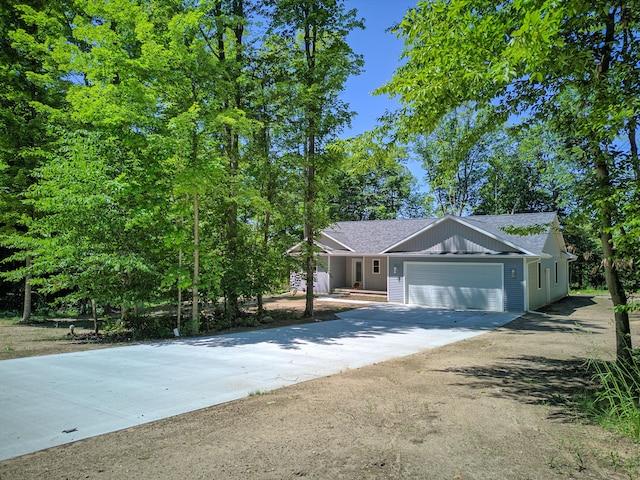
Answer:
[353,259,363,288]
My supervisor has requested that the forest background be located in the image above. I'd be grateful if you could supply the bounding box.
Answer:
[0,0,638,362]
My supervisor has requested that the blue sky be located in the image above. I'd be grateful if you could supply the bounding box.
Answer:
[341,0,425,184]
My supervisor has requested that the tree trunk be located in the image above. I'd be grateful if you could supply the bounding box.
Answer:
[177,245,182,332]
[303,160,316,318]
[302,9,317,319]
[20,257,32,323]
[592,9,633,366]
[91,298,98,334]
[593,155,633,365]
[192,188,200,334]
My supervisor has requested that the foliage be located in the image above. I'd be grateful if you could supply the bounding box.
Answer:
[10,130,168,308]
[379,0,639,364]
[328,163,425,221]
[266,0,364,317]
[475,124,576,216]
[0,0,368,329]
[413,106,495,215]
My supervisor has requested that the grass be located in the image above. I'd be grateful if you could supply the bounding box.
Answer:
[570,288,609,296]
[583,356,640,442]
[248,388,272,397]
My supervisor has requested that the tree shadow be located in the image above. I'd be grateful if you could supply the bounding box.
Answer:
[150,306,519,350]
[441,355,595,421]
[152,318,437,350]
[539,295,598,315]
[500,295,606,334]
[501,314,607,335]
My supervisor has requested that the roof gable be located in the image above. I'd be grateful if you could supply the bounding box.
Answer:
[463,212,558,256]
[384,216,523,254]
[317,213,560,256]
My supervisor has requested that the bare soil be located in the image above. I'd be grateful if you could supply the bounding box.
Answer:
[1,295,639,479]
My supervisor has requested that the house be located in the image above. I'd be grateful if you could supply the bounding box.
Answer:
[290,212,575,312]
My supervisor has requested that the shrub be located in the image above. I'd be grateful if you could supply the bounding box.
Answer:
[585,355,640,442]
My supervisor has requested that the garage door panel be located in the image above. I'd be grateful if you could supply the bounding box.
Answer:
[406,263,503,311]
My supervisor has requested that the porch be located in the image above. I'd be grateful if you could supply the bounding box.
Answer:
[331,287,388,302]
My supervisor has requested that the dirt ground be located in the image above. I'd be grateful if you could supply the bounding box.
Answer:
[1,295,640,479]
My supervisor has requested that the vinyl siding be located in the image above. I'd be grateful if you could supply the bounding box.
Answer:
[389,222,520,254]
[388,256,525,311]
[527,228,571,310]
[388,260,404,302]
[329,256,347,290]
[365,257,387,291]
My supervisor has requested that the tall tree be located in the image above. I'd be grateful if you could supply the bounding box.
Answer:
[0,0,69,321]
[328,164,425,221]
[267,0,363,317]
[475,125,574,215]
[378,0,639,364]
[23,130,166,327]
[413,106,493,216]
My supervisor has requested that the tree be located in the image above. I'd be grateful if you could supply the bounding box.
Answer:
[0,0,69,321]
[413,106,493,216]
[378,0,639,365]
[474,125,574,216]
[267,0,363,317]
[23,130,167,330]
[328,164,425,221]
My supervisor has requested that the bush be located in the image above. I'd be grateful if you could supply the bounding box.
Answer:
[123,315,174,340]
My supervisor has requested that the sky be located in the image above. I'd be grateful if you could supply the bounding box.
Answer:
[340,0,425,184]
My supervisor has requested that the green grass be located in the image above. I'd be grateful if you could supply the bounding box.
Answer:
[583,357,640,442]
[570,288,609,295]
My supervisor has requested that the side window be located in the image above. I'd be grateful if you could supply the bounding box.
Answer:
[537,262,542,289]
[372,259,381,274]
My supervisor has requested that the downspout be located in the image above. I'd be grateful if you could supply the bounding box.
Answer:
[523,257,530,312]
[386,256,390,301]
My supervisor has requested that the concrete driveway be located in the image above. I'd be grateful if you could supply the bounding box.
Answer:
[0,304,520,461]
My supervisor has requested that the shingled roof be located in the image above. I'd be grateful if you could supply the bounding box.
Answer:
[319,212,559,256]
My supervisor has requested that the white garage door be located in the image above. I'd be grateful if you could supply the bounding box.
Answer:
[405,262,504,312]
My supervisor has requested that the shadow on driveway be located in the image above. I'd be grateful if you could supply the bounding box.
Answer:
[153,304,517,350]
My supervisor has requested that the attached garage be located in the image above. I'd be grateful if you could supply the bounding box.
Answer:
[404,262,504,312]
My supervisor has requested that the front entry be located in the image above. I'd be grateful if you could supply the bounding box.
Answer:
[352,259,363,288]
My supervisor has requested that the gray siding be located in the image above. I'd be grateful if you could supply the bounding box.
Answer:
[388,259,404,302]
[341,256,387,291]
[502,258,525,311]
[544,232,570,302]
[364,257,387,291]
[390,222,520,254]
[388,256,525,311]
[329,256,347,290]
[313,256,330,293]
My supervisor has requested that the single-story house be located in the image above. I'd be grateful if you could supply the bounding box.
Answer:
[289,212,576,312]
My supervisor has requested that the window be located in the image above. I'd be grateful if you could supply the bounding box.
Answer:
[554,261,558,284]
[537,262,542,289]
[372,259,381,274]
